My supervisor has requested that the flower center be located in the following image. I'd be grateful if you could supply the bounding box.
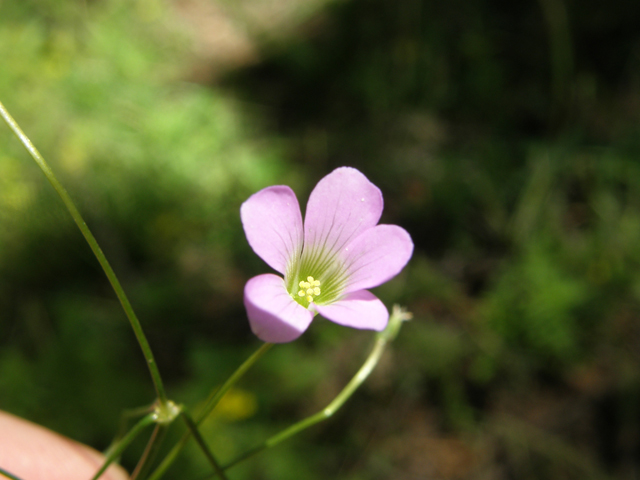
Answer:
[297,276,321,303]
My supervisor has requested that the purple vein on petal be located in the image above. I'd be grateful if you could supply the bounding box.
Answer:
[303,167,382,261]
[343,225,413,293]
[241,185,303,275]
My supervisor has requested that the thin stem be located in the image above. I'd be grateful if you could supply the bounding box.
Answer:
[219,306,410,476]
[92,413,156,480]
[180,411,229,480]
[198,343,274,423]
[131,424,167,480]
[0,468,24,480]
[0,100,168,404]
[147,342,273,480]
[222,336,387,472]
[104,403,156,458]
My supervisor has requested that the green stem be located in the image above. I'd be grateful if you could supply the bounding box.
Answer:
[0,100,168,404]
[131,424,167,480]
[180,412,229,480]
[147,342,273,480]
[0,468,24,480]
[104,403,156,458]
[197,343,273,423]
[220,306,409,475]
[222,337,386,471]
[92,413,156,480]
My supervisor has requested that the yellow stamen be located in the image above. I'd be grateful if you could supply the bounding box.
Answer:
[296,276,322,304]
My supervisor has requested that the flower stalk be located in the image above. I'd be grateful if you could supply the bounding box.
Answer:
[179,412,229,480]
[215,306,411,477]
[147,342,273,480]
[131,424,168,480]
[0,100,168,405]
[91,413,157,480]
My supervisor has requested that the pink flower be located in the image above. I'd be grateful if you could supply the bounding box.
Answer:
[241,167,413,343]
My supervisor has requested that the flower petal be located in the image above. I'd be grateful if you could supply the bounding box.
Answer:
[304,167,383,256]
[315,290,388,331]
[342,224,413,293]
[244,274,314,343]
[241,186,303,275]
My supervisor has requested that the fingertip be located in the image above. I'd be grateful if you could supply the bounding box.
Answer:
[0,411,129,480]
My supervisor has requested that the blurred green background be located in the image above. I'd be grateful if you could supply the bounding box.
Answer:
[1,0,640,478]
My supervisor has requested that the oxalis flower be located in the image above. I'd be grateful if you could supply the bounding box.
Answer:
[241,167,413,343]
